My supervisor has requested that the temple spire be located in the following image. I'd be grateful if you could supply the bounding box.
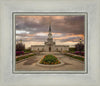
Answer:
[48,19,52,39]
[49,19,51,32]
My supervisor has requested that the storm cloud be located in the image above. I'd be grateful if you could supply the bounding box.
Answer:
[15,15,85,47]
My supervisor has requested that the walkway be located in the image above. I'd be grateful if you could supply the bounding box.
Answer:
[16,52,84,71]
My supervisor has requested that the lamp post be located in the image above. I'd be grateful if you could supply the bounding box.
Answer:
[80,39,82,44]
[79,39,82,55]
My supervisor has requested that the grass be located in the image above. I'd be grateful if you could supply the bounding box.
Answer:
[40,55,61,65]
[16,54,35,61]
[65,54,84,61]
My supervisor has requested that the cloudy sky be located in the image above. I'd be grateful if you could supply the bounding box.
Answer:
[16,15,84,48]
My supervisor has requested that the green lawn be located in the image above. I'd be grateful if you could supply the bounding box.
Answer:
[16,54,35,61]
[65,53,84,61]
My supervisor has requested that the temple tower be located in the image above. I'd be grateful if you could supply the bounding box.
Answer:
[44,21,55,52]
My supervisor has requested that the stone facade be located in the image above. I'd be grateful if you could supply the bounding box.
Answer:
[31,23,69,52]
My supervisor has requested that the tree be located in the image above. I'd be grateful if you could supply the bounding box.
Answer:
[16,42,25,51]
[75,43,84,51]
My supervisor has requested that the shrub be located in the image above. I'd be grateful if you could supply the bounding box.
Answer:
[24,47,32,53]
[16,42,25,51]
[75,43,84,51]
[81,52,84,56]
[69,48,75,52]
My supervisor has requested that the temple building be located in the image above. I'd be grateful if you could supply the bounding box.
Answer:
[31,22,69,52]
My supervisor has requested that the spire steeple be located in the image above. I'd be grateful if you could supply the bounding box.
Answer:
[44,18,55,49]
[49,19,51,32]
[48,20,52,39]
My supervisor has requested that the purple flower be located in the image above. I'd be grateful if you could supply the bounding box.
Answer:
[16,51,24,56]
[74,51,84,56]
[74,51,80,55]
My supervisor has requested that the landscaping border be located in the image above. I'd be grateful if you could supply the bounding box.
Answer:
[64,53,84,61]
[16,54,35,63]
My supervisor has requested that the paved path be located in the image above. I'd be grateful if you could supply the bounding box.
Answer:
[16,52,84,71]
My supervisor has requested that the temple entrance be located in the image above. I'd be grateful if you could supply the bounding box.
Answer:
[49,47,51,52]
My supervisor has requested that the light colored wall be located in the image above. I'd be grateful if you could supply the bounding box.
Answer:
[31,46,44,51]
[31,45,69,52]
[55,46,69,51]
[44,45,56,52]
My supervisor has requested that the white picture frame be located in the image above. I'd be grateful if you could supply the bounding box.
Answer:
[0,0,100,86]
[13,12,87,74]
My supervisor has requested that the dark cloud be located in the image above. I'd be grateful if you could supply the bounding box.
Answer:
[52,16,84,34]
[16,15,85,43]
[15,16,49,34]
[16,16,84,34]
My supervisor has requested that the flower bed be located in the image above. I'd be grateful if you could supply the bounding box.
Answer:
[74,51,84,56]
[16,51,24,56]
[40,55,61,65]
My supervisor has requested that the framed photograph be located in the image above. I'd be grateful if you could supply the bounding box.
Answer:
[13,12,87,74]
[0,0,100,86]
